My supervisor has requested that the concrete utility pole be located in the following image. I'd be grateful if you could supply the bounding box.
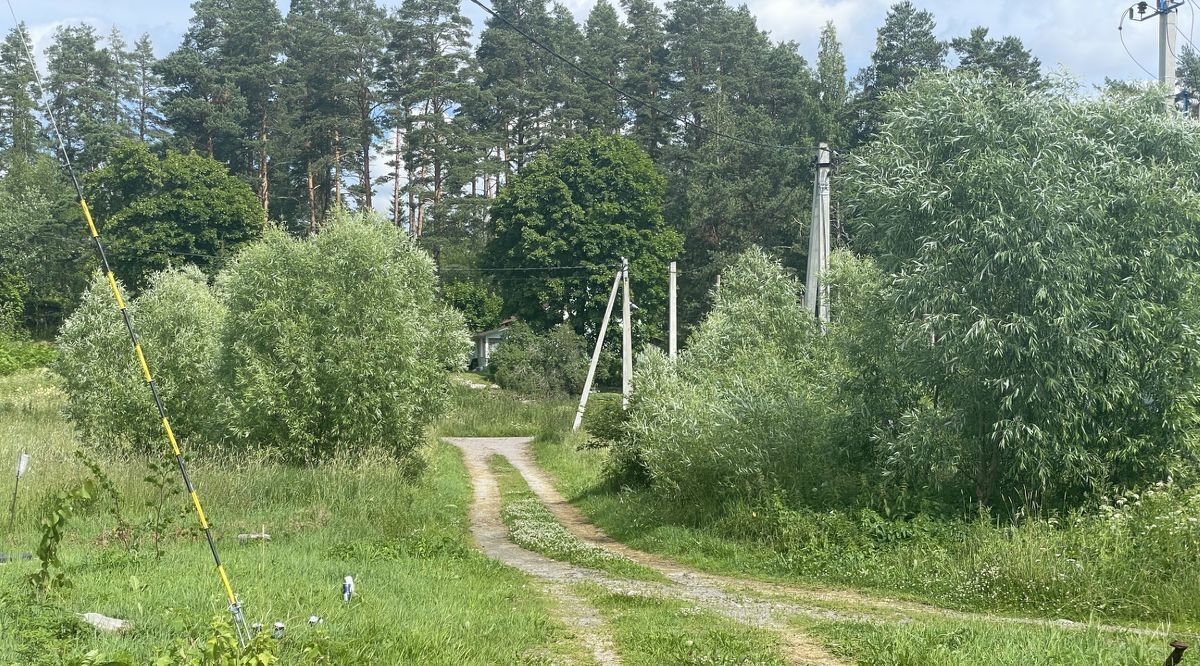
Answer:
[1131,1,1184,111]
[805,143,832,323]
[1160,2,1178,104]
[621,257,632,409]
[572,267,623,432]
[668,261,677,360]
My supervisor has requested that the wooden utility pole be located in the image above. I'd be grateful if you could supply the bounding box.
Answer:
[805,143,832,323]
[622,257,632,409]
[573,268,623,432]
[668,261,678,360]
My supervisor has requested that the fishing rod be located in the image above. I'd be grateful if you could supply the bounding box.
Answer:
[3,1,249,646]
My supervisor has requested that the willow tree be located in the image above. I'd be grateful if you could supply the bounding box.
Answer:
[845,74,1200,510]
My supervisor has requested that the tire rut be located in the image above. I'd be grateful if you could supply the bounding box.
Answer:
[445,437,846,666]
[467,436,1180,643]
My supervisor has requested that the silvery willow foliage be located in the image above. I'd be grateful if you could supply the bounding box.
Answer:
[56,266,226,454]
[612,249,844,504]
[845,74,1200,508]
[219,210,469,463]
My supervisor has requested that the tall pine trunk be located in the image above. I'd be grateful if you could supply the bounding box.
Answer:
[258,111,269,220]
[392,127,402,227]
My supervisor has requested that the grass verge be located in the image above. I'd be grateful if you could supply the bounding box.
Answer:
[489,454,664,582]
[575,582,788,665]
[796,615,1183,665]
[531,423,1200,632]
[0,369,587,664]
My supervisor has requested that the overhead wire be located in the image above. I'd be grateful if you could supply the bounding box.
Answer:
[3,0,250,647]
[1119,6,1159,79]
[464,0,819,155]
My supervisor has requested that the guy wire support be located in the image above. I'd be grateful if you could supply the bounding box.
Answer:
[4,0,250,646]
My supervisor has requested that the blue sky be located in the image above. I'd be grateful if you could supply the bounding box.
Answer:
[2,0,1186,88]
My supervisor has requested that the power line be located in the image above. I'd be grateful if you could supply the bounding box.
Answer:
[1120,7,1158,80]
[440,264,621,273]
[464,0,816,155]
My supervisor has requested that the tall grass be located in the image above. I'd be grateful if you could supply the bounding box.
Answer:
[0,370,584,664]
[534,429,1200,629]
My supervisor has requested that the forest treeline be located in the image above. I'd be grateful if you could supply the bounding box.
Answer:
[0,0,1050,333]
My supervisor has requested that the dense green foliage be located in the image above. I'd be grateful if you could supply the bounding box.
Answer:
[55,267,225,455]
[610,75,1200,516]
[441,279,503,333]
[55,213,468,463]
[484,132,681,344]
[0,337,56,376]
[219,211,468,462]
[610,249,843,503]
[489,321,590,398]
[85,142,264,290]
[846,75,1200,509]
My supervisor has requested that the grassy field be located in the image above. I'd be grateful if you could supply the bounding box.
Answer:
[534,431,1200,629]
[4,369,1194,663]
[0,370,585,664]
[575,583,789,665]
[797,616,1171,665]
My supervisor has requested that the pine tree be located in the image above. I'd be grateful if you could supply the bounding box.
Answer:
[621,0,670,157]
[157,0,282,213]
[814,22,848,146]
[330,0,386,212]
[130,34,165,143]
[852,1,946,144]
[0,24,41,170]
[580,0,627,133]
[280,0,352,230]
[45,25,122,171]
[105,28,137,137]
[951,26,1042,86]
[475,0,556,174]
[385,0,479,237]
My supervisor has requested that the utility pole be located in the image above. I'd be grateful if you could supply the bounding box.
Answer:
[1160,2,1178,104]
[805,143,832,323]
[621,257,632,409]
[573,268,623,432]
[1131,1,1184,111]
[668,261,677,360]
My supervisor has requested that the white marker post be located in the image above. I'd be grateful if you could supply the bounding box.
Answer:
[7,451,28,536]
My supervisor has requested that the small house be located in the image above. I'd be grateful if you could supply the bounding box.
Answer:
[470,317,515,371]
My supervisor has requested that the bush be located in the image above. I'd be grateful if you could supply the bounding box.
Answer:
[55,266,225,454]
[844,73,1200,509]
[611,248,848,505]
[489,321,589,398]
[219,210,468,463]
[442,279,503,332]
[0,336,56,376]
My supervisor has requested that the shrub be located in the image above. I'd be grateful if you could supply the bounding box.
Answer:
[55,266,225,454]
[489,321,589,398]
[0,337,56,376]
[844,73,1200,509]
[218,210,468,463]
[611,248,848,505]
[442,279,503,332]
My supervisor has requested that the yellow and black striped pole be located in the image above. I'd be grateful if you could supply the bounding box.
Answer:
[6,0,249,646]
